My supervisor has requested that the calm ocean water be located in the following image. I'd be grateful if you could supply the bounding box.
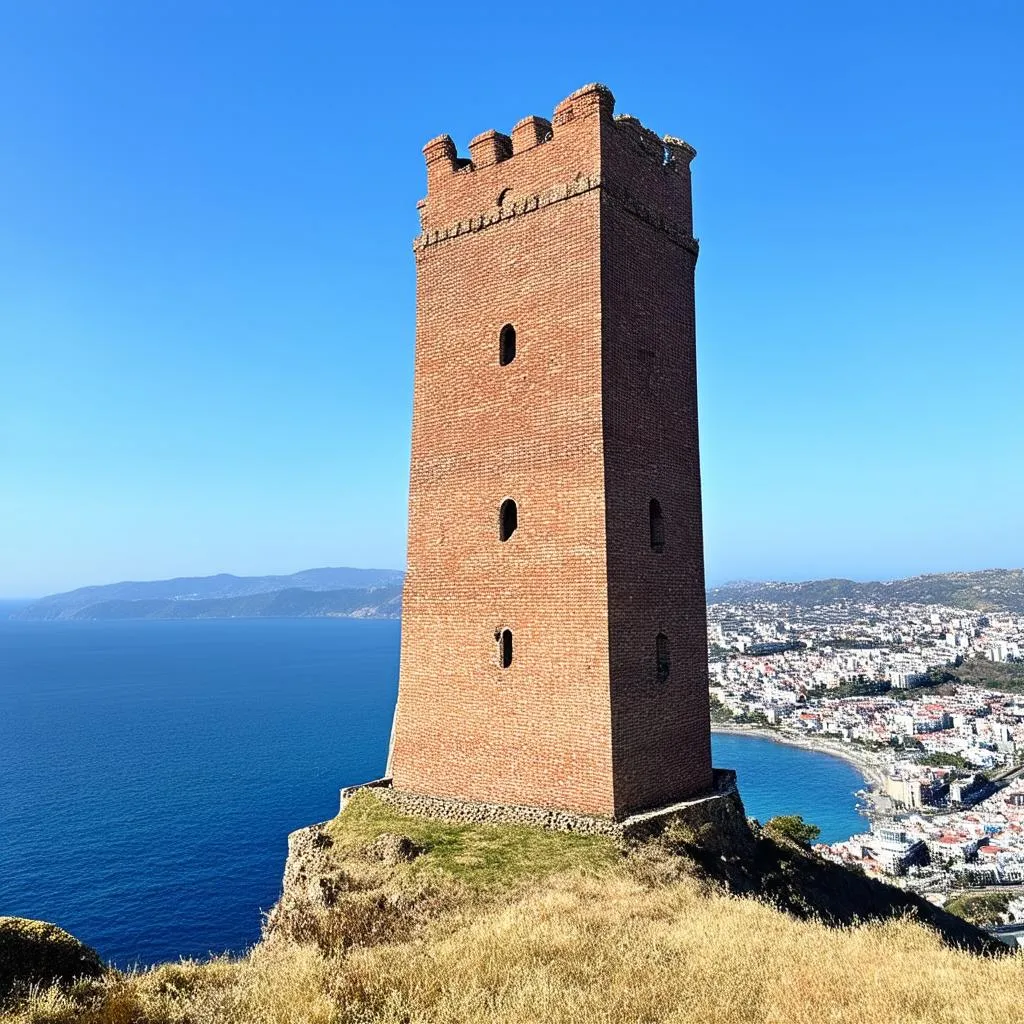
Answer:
[0,618,866,966]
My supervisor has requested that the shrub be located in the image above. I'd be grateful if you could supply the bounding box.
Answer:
[765,815,822,847]
[0,918,104,1003]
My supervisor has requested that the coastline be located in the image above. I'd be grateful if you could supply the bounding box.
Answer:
[711,723,889,820]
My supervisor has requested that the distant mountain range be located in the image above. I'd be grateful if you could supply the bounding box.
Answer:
[10,567,1023,622]
[11,568,404,621]
[708,569,1024,615]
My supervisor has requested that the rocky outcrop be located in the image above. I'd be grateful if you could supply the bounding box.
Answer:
[271,822,341,916]
[364,832,423,866]
[0,917,104,1002]
[263,822,444,953]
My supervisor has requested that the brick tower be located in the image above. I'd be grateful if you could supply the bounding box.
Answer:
[387,84,713,820]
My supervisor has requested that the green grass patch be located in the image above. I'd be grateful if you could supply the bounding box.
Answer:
[325,791,621,889]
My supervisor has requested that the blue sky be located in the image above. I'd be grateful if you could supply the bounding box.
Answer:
[1,2,1021,597]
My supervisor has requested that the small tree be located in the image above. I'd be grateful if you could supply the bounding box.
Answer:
[765,814,821,847]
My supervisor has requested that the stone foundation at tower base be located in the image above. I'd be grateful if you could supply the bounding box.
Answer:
[340,768,743,844]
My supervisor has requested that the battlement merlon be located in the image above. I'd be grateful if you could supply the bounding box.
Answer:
[416,84,697,244]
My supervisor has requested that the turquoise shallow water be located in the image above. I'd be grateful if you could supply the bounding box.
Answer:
[0,618,865,966]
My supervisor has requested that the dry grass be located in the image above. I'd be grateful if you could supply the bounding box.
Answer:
[0,947,335,1024]
[336,872,1024,1024]
[4,803,1022,1024]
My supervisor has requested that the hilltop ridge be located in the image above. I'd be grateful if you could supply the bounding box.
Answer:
[11,567,403,621]
[709,568,1024,614]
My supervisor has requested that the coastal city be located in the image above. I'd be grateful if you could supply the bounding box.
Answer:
[709,595,1024,927]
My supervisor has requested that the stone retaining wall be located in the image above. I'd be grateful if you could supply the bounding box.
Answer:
[341,768,745,844]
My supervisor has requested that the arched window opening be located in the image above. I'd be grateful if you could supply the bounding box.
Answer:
[499,498,518,541]
[649,499,665,552]
[499,324,517,366]
[656,633,670,682]
[499,628,513,669]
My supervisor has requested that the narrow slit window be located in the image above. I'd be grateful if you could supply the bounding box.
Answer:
[499,324,516,366]
[649,499,665,552]
[500,629,513,669]
[656,633,670,682]
[499,498,518,541]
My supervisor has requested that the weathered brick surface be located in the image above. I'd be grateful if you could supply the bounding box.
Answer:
[388,84,713,820]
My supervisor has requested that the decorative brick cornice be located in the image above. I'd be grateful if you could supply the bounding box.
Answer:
[413,174,699,257]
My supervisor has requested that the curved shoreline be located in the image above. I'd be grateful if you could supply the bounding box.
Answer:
[711,723,888,803]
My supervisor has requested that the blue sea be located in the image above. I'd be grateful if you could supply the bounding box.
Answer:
[0,618,867,967]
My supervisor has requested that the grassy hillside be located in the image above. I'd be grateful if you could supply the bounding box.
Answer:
[4,794,1020,1024]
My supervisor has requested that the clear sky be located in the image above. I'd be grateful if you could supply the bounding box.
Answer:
[1,2,1021,598]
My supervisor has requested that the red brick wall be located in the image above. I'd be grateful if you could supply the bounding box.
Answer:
[600,155,713,815]
[388,85,712,819]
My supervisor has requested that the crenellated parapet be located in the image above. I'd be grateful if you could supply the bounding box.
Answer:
[468,130,512,169]
[421,84,611,187]
[415,83,698,254]
[511,115,551,153]
[552,82,615,127]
